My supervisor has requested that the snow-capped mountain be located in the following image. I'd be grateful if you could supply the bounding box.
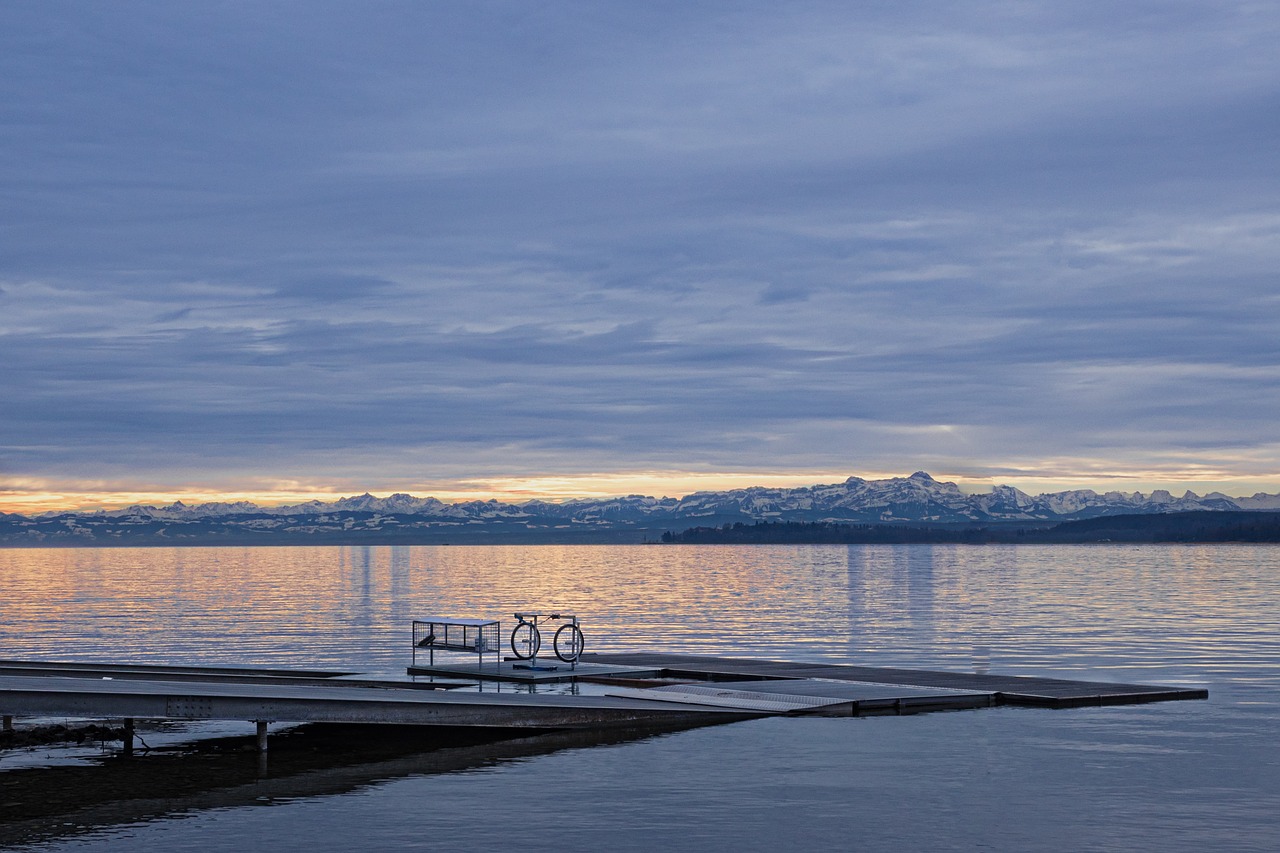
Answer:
[4,472,1278,546]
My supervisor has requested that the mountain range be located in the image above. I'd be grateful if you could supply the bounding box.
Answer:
[4,471,1280,547]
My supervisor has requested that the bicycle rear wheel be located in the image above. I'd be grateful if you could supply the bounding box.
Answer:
[510,622,540,659]
[553,623,584,662]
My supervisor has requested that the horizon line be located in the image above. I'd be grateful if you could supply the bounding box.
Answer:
[5,468,1280,516]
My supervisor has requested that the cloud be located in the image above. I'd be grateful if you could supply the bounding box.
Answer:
[272,274,398,303]
[2,1,1279,501]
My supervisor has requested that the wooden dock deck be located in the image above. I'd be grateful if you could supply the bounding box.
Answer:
[0,665,751,737]
[0,654,1207,750]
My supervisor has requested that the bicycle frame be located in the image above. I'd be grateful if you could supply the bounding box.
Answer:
[510,612,584,667]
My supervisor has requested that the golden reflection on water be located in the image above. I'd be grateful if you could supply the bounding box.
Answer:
[0,544,1277,686]
[2,543,1277,853]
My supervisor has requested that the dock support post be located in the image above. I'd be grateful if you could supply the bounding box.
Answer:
[256,721,270,777]
[2,715,12,732]
[122,718,134,756]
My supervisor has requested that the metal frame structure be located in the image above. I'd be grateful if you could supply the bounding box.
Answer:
[412,617,502,669]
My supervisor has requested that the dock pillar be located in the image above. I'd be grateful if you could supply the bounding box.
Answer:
[255,720,269,753]
[122,718,134,756]
[2,715,12,732]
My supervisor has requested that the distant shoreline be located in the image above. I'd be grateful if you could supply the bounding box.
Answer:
[660,511,1280,545]
[3,511,1279,547]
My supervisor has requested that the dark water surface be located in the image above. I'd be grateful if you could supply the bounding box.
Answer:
[1,544,1277,851]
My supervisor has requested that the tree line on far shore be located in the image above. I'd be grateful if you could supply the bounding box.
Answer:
[660,511,1280,545]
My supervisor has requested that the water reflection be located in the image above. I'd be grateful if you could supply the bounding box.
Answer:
[845,544,938,634]
[0,722,709,849]
[1,545,1278,687]
[2,545,1279,851]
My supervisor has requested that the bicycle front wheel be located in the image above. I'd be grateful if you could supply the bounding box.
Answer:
[553,623,585,662]
[510,622,541,659]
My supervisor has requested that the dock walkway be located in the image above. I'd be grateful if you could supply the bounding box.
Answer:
[0,654,1207,750]
[0,663,748,735]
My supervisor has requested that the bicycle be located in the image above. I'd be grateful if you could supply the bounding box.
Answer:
[509,612,585,663]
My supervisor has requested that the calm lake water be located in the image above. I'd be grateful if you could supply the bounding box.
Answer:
[2,544,1278,851]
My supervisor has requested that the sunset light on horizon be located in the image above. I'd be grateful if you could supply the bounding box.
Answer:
[6,464,1280,517]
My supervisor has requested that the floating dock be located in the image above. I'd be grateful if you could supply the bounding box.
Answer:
[576,652,1210,709]
[0,654,1207,752]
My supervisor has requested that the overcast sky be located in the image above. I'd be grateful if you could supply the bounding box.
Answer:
[3,1,1279,510]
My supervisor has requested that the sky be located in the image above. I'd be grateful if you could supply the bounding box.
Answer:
[2,1,1279,513]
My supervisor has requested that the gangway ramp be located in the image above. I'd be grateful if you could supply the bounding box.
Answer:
[0,669,756,735]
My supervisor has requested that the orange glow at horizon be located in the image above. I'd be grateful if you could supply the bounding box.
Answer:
[0,470,868,515]
[3,464,1279,515]
[0,487,351,516]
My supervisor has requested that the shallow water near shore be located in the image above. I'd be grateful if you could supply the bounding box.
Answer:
[2,544,1278,851]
